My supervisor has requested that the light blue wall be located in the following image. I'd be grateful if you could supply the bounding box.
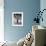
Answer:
[4,0,40,42]
[40,0,46,27]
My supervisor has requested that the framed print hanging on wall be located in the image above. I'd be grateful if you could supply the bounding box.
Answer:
[12,12,23,26]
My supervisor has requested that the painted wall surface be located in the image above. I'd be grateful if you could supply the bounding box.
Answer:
[40,0,46,27]
[0,0,4,41]
[4,0,40,42]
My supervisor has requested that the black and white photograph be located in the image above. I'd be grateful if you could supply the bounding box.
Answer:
[12,12,23,26]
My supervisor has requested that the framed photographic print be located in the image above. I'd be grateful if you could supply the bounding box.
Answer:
[12,12,23,26]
